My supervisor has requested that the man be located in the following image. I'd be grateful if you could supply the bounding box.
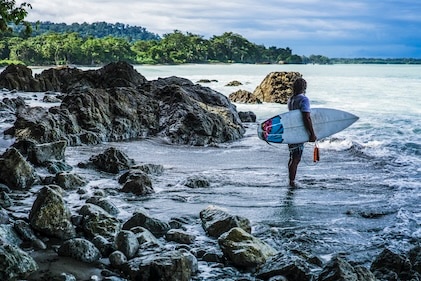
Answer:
[287,78,317,187]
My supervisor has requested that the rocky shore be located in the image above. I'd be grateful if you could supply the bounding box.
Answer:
[1,62,420,280]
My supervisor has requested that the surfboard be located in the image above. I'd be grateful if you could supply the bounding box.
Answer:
[257,108,359,144]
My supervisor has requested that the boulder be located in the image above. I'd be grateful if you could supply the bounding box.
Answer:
[122,210,170,238]
[0,147,39,190]
[8,62,245,147]
[119,169,154,196]
[229,89,261,104]
[0,64,40,91]
[217,227,277,268]
[253,72,302,103]
[183,174,210,188]
[199,205,251,237]
[0,243,39,280]
[54,172,87,190]
[57,238,101,263]
[27,140,67,166]
[318,256,376,281]
[89,147,135,174]
[78,203,121,239]
[121,248,197,281]
[238,111,257,122]
[29,185,76,240]
[256,253,315,281]
[165,229,196,244]
[370,248,415,281]
[114,230,140,259]
[130,226,161,246]
[86,196,120,216]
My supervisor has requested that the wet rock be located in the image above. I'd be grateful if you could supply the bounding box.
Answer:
[408,245,421,273]
[256,253,315,281]
[218,227,277,268]
[8,62,244,147]
[0,208,10,224]
[318,255,375,281]
[253,71,302,103]
[89,147,135,174]
[0,64,40,91]
[130,226,161,246]
[370,248,414,281]
[29,185,76,240]
[183,174,210,188]
[27,140,66,165]
[13,220,46,250]
[122,209,170,238]
[92,235,115,257]
[225,80,243,86]
[120,248,197,281]
[165,229,196,244]
[109,250,127,268]
[115,230,140,259]
[199,205,251,237]
[58,238,101,263]
[0,243,39,280]
[55,172,87,190]
[0,224,22,245]
[79,203,121,239]
[86,196,120,216]
[119,169,154,196]
[229,89,261,104]
[238,111,257,122]
[0,191,12,208]
[132,163,164,176]
[0,147,39,190]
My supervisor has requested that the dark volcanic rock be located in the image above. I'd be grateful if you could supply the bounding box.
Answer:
[7,62,244,146]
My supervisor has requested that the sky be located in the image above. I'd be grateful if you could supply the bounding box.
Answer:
[17,0,421,58]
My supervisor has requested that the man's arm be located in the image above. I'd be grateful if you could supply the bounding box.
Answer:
[302,112,317,142]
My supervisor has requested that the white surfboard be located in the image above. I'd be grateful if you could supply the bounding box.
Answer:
[257,108,359,144]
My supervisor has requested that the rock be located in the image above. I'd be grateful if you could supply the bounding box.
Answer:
[370,248,414,281]
[199,205,251,237]
[8,62,244,147]
[218,227,277,268]
[225,80,242,86]
[114,230,140,259]
[109,250,127,268]
[119,169,154,196]
[29,185,76,240]
[0,224,22,245]
[58,238,101,263]
[55,172,87,190]
[86,196,120,216]
[0,243,39,280]
[89,147,135,174]
[13,220,46,250]
[318,255,376,281]
[165,229,196,244]
[408,245,421,273]
[78,203,121,239]
[122,210,170,238]
[27,140,67,166]
[253,72,302,103]
[0,208,10,224]
[130,226,161,246]
[256,253,315,281]
[0,64,40,91]
[229,89,261,104]
[121,248,197,281]
[131,163,164,176]
[0,147,39,190]
[92,235,115,257]
[0,191,12,208]
[238,111,257,122]
[183,175,210,188]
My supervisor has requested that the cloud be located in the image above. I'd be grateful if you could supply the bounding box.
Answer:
[17,0,421,58]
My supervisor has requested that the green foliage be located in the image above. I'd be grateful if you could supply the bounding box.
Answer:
[0,0,32,35]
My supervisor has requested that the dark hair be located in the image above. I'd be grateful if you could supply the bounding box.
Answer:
[293,78,307,95]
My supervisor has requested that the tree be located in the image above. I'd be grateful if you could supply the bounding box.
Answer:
[0,0,32,35]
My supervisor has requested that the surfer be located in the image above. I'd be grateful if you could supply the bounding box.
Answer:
[287,78,317,187]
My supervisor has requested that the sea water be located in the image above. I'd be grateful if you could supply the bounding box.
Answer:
[1,64,420,274]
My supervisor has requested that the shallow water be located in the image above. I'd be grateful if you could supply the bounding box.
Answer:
[1,64,420,278]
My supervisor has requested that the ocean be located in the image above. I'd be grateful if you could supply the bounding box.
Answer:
[1,64,420,277]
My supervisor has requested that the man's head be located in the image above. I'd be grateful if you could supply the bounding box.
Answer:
[293,77,307,95]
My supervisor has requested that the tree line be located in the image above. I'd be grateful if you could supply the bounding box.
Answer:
[0,26,303,66]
